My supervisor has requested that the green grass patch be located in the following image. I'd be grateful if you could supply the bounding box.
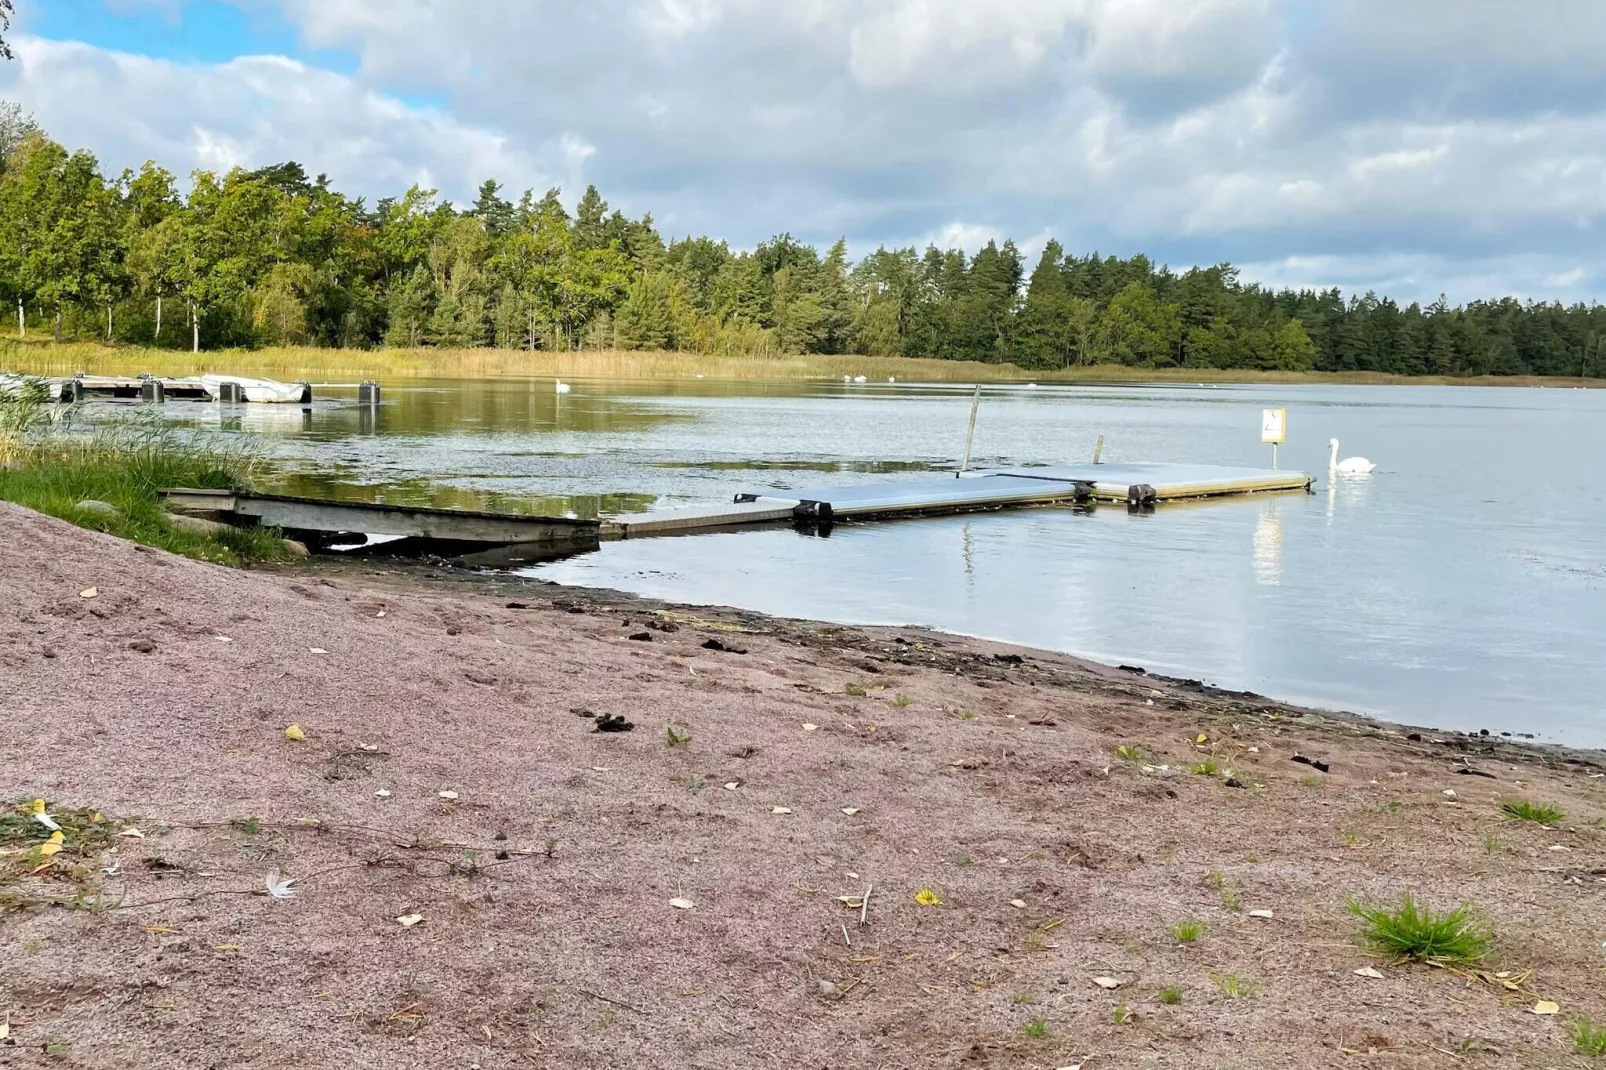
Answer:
[1157,986,1183,1005]
[1206,971,1256,999]
[1170,919,1204,944]
[1115,744,1149,762]
[1349,893,1491,965]
[1500,799,1565,825]
[1022,1018,1049,1039]
[1189,759,1221,776]
[1573,1018,1606,1056]
[0,387,290,566]
[891,694,914,708]
[666,725,693,747]
[843,682,867,697]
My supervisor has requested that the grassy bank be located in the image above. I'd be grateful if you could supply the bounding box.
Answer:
[6,338,1601,387]
[0,380,291,566]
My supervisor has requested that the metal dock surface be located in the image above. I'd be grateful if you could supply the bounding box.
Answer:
[603,462,1312,539]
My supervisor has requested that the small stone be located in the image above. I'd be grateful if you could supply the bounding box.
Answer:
[802,723,820,732]
[438,790,459,801]
[1353,967,1385,979]
[771,806,792,815]
[1093,976,1123,990]
[724,782,740,790]
[1010,899,1026,909]
[841,807,860,815]
[816,980,840,998]
[281,538,310,558]
[374,789,391,798]
[396,914,425,928]
[669,897,695,910]
[128,638,156,654]
[1442,789,1457,798]
[167,512,231,536]
[1248,909,1274,919]
[76,499,119,519]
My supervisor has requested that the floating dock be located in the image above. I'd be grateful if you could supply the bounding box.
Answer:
[601,462,1312,539]
[160,461,1309,557]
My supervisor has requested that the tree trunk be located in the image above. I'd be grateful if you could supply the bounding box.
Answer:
[155,295,163,343]
[54,306,63,343]
[191,302,200,354]
[16,296,23,338]
[107,304,114,341]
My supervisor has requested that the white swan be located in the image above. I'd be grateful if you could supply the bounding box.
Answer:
[554,378,571,394]
[1328,438,1375,475]
[887,376,896,384]
[853,375,867,383]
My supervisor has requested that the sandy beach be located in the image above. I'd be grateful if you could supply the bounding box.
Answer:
[2,500,1604,1069]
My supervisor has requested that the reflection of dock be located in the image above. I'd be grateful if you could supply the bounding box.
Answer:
[601,463,1313,539]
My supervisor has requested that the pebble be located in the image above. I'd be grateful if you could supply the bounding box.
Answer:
[75,499,119,519]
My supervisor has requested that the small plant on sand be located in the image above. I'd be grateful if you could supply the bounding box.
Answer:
[1481,831,1502,855]
[955,854,973,868]
[1339,829,1363,848]
[1157,986,1183,1005]
[951,707,978,721]
[232,816,263,836]
[1207,971,1256,999]
[666,725,692,747]
[1022,1018,1049,1039]
[1170,919,1204,944]
[1115,744,1148,762]
[1349,893,1491,965]
[1023,930,1045,952]
[42,1036,69,1058]
[1013,990,1034,1005]
[891,694,914,708]
[844,682,867,697]
[1501,799,1565,825]
[1190,759,1221,776]
[1572,1018,1606,1056]
[1112,1002,1133,1025]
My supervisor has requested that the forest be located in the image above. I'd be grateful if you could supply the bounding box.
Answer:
[1,106,1601,378]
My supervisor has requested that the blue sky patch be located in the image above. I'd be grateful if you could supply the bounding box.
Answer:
[29,0,357,72]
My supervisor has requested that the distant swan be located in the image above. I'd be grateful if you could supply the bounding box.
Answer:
[853,375,867,383]
[554,378,571,394]
[887,376,896,383]
[1328,438,1375,475]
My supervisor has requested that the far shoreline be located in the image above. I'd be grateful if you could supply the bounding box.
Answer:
[5,338,1604,389]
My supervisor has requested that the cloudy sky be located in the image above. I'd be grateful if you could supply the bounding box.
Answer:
[4,0,1604,303]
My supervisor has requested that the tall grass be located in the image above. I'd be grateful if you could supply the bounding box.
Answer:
[1349,893,1491,965]
[7,338,1596,387]
[0,380,290,565]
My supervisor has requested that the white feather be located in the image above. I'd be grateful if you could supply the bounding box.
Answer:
[265,870,298,900]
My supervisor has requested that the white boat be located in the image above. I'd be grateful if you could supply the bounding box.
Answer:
[191,374,311,404]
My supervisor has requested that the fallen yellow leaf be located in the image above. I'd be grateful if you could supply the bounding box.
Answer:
[38,831,64,857]
[915,888,942,907]
[1093,976,1123,990]
[396,913,425,928]
[284,724,306,741]
[79,587,98,599]
[29,798,45,814]
[1195,733,1208,744]
[1354,967,1385,979]
[1532,1000,1560,1015]
[669,898,695,910]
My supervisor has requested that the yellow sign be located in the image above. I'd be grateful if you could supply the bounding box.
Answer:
[1261,408,1287,444]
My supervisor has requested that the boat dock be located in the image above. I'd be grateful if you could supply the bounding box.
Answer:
[161,461,1310,558]
[5,373,375,405]
[600,462,1313,539]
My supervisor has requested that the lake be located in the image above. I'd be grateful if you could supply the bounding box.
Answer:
[163,376,1606,746]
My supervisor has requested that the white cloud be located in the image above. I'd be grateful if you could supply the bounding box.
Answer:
[7,0,1606,302]
[0,36,558,203]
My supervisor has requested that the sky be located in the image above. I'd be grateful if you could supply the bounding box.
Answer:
[3,0,1604,305]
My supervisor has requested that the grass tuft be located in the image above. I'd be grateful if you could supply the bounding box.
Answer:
[1115,744,1149,762]
[1170,919,1204,944]
[1207,971,1256,999]
[0,396,289,566]
[1348,893,1491,964]
[1573,1018,1606,1056]
[1189,759,1221,776]
[666,726,692,747]
[1022,1018,1049,1039]
[891,694,914,708]
[1500,799,1565,825]
[1157,986,1183,1005]
[843,682,867,697]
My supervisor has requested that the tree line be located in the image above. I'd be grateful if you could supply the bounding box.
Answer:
[1,114,1601,377]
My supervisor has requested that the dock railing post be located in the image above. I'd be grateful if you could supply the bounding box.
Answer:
[957,385,981,477]
[1093,434,1104,464]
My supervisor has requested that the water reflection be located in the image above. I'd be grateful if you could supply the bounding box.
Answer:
[1253,508,1283,587]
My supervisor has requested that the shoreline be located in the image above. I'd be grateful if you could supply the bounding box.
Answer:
[7,339,1605,389]
[301,552,1605,772]
[5,503,1604,1068]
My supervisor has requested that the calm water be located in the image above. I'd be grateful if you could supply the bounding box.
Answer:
[158,377,1606,745]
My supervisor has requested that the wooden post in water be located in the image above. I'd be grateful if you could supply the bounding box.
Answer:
[958,385,981,477]
[1093,434,1104,464]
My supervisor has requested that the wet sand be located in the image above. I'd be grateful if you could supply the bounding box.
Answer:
[3,501,1604,1069]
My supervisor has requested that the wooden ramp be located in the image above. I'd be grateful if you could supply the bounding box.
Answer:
[161,489,600,555]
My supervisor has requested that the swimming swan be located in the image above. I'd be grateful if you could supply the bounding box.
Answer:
[1328,438,1375,475]
[555,378,572,394]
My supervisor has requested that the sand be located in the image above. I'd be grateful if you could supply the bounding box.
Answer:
[2,500,1604,1069]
